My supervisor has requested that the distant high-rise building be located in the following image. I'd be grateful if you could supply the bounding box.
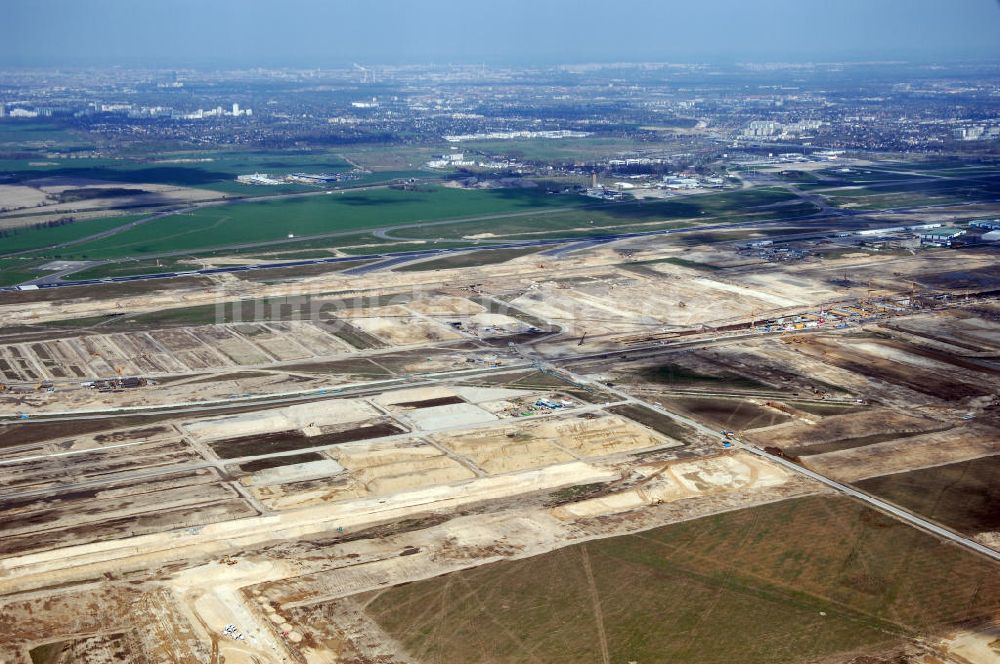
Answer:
[0,104,5,118]
[232,102,240,116]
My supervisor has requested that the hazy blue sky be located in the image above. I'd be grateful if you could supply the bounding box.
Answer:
[2,0,999,66]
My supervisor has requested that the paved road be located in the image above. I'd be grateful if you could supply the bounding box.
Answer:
[3,210,853,292]
[540,238,616,256]
[1,179,409,261]
[740,444,1000,562]
[538,359,1000,564]
[341,253,435,275]
[0,361,535,422]
[5,307,997,563]
[2,206,200,260]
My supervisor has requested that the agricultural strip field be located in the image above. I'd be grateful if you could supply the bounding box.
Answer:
[655,395,791,430]
[359,495,1000,664]
[855,455,1000,537]
[631,361,769,389]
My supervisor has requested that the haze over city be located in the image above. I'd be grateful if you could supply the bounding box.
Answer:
[3,0,1000,65]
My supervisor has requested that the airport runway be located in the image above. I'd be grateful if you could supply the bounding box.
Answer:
[2,213,852,292]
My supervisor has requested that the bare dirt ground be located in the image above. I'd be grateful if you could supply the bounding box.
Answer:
[803,423,999,482]
[746,408,945,454]
[0,179,227,229]
[1,227,999,663]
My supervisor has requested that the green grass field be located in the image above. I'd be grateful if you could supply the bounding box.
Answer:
[67,258,203,280]
[4,182,814,271]
[362,495,1000,664]
[390,187,807,241]
[46,187,588,259]
[0,122,92,148]
[0,258,47,286]
[856,456,1000,537]
[0,215,144,256]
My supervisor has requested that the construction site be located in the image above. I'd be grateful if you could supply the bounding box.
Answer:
[1,209,999,664]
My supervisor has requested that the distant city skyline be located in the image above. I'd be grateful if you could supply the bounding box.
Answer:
[2,0,1000,67]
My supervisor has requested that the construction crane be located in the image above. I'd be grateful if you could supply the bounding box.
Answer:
[353,63,374,84]
[858,278,877,317]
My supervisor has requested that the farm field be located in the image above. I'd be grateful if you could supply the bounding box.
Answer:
[855,455,1000,538]
[362,495,1000,664]
[656,395,791,430]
